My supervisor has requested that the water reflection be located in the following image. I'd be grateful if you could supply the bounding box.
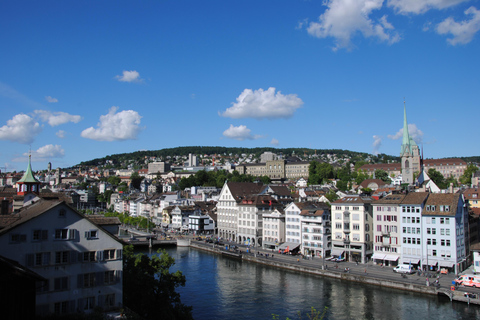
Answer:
[145,247,480,320]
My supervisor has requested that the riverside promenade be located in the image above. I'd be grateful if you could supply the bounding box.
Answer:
[187,238,480,307]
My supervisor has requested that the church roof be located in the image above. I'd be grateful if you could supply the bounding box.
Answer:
[17,155,40,184]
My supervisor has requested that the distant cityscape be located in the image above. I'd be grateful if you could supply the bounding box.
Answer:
[1,105,480,318]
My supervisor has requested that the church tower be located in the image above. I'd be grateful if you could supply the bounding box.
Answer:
[17,155,41,196]
[400,102,421,185]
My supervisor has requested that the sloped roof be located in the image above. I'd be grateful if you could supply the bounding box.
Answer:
[17,156,40,184]
[226,182,265,202]
[401,192,429,205]
[86,215,121,226]
[423,193,460,216]
[373,193,406,204]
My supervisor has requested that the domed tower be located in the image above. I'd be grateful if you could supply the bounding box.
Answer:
[17,155,41,196]
[400,102,421,185]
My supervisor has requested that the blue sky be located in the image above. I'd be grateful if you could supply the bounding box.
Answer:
[1,0,479,172]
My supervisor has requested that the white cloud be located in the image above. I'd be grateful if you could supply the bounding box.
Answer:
[222,125,262,141]
[270,138,279,146]
[34,110,83,126]
[56,130,66,138]
[115,70,143,83]
[0,114,42,144]
[81,106,143,141]
[26,144,65,160]
[307,0,400,51]
[436,6,480,45]
[388,124,424,144]
[220,87,303,119]
[45,96,58,103]
[372,135,382,155]
[387,0,468,14]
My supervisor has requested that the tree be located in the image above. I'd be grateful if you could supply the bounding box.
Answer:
[130,171,144,190]
[107,175,121,186]
[374,169,390,183]
[123,246,193,320]
[428,168,447,189]
[460,164,479,185]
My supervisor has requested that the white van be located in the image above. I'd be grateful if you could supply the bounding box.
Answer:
[393,264,414,274]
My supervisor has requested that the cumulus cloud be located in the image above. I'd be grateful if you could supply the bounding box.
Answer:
[372,135,382,155]
[34,110,83,126]
[45,96,58,103]
[0,114,42,144]
[26,144,65,160]
[220,87,303,119]
[436,6,480,45]
[222,124,262,141]
[115,70,143,83]
[388,124,424,144]
[307,0,400,51]
[270,138,279,146]
[81,106,143,141]
[56,130,66,138]
[387,0,469,14]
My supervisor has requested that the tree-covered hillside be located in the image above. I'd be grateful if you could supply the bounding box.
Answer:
[76,146,378,167]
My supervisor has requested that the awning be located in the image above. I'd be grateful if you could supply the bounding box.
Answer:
[331,248,345,257]
[422,259,438,266]
[278,242,300,251]
[438,260,455,268]
[401,258,420,265]
[372,253,386,260]
[384,255,399,261]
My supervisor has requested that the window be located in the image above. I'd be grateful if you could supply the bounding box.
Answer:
[85,230,98,239]
[55,251,70,264]
[59,209,66,217]
[55,229,75,240]
[54,277,68,291]
[31,252,51,266]
[33,229,48,241]
[83,251,96,262]
[104,271,116,285]
[104,249,116,260]
[83,273,96,288]
[10,233,26,243]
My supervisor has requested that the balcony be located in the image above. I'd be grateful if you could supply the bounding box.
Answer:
[343,238,350,245]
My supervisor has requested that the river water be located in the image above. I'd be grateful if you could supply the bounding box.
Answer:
[144,247,479,320]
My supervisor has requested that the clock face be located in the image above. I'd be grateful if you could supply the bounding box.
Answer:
[405,169,410,174]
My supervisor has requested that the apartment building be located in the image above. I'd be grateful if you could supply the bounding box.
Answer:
[0,199,123,317]
[372,193,406,267]
[299,202,331,259]
[331,195,373,264]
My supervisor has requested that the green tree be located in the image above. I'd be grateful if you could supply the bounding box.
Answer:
[428,168,447,189]
[123,246,193,320]
[130,171,144,190]
[107,175,121,186]
[460,164,479,185]
[374,169,390,183]
[325,190,339,202]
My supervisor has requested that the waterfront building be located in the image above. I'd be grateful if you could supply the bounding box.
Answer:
[421,193,468,274]
[237,194,281,247]
[217,182,264,242]
[399,192,429,269]
[372,193,406,266]
[331,195,373,264]
[188,209,214,235]
[299,202,331,258]
[262,208,285,250]
[284,202,303,252]
[0,199,123,317]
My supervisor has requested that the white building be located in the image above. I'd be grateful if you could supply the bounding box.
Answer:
[299,202,331,259]
[216,182,264,242]
[283,202,303,253]
[399,192,428,269]
[331,195,373,263]
[262,208,285,250]
[0,199,123,316]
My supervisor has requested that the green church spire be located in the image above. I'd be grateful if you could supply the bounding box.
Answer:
[18,155,40,183]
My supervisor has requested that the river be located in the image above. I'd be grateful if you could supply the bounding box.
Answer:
[143,246,480,320]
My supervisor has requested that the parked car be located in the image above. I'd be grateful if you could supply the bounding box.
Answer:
[393,264,414,274]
